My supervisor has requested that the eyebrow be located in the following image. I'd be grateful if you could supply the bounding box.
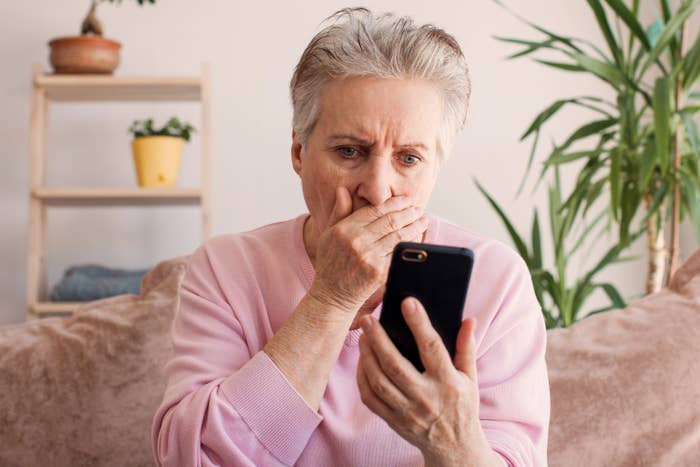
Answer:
[327,134,429,151]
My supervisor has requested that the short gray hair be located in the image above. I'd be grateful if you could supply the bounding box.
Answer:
[290,7,471,161]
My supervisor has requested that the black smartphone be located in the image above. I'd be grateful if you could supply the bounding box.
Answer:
[379,242,475,372]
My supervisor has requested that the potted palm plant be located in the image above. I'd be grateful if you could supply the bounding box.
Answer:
[48,0,156,74]
[129,117,196,188]
[494,0,700,293]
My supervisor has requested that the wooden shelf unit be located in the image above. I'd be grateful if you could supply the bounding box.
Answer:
[26,63,212,319]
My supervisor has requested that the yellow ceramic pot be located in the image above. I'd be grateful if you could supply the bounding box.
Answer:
[131,136,184,187]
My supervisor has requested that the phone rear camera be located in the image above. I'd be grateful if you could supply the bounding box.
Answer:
[401,249,428,262]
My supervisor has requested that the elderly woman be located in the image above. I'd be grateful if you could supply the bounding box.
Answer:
[152,7,549,467]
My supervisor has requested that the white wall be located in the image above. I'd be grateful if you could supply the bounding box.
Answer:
[1,0,697,324]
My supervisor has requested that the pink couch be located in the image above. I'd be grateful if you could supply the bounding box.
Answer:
[1,250,699,466]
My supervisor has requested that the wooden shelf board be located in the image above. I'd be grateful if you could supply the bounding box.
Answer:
[35,73,202,101]
[32,187,202,206]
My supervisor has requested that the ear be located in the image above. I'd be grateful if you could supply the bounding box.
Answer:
[291,129,303,177]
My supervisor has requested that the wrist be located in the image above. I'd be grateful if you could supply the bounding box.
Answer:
[422,424,501,467]
[307,282,361,317]
[262,290,359,410]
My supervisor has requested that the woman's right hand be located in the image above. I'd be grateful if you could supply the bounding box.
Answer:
[307,186,428,315]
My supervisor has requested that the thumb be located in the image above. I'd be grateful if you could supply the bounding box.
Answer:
[454,317,478,381]
[327,186,353,228]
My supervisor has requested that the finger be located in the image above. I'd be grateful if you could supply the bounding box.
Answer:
[454,317,478,381]
[360,315,423,399]
[401,297,452,375]
[375,216,429,256]
[327,186,353,228]
[358,331,411,410]
[352,195,412,225]
[356,357,402,427]
[364,205,423,238]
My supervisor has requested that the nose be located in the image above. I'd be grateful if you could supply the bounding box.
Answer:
[356,156,395,206]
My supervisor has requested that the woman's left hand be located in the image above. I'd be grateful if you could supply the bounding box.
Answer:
[357,297,499,467]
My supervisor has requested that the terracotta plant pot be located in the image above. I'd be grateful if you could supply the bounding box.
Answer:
[48,35,121,74]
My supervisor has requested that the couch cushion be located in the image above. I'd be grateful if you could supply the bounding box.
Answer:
[546,248,700,467]
[0,256,187,467]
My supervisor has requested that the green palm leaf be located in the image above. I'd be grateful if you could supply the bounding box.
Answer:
[653,76,672,174]
[640,0,700,78]
[604,0,650,50]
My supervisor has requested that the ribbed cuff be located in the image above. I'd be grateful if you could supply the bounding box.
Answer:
[219,351,323,465]
[483,428,527,467]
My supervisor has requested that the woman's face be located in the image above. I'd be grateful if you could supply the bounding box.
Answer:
[292,76,444,234]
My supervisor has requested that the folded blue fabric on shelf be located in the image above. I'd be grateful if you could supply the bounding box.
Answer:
[49,264,151,302]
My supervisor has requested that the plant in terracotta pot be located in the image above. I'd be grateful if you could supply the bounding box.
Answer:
[49,0,156,74]
[129,117,196,188]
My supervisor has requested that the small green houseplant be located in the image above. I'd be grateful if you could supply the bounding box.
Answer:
[129,117,196,188]
[128,117,196,141]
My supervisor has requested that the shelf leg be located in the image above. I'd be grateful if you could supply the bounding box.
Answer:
[26,65,49,321]
[201,61,212,241]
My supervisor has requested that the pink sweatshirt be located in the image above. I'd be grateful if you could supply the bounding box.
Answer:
[152,212,550,466]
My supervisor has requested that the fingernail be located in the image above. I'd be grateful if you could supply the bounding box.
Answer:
[405,297,418,314]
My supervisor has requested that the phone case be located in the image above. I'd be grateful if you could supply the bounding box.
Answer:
[379,242,474,372]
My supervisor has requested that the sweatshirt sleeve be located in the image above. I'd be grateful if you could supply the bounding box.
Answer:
[151,242,322,467]
[473,243,550,467]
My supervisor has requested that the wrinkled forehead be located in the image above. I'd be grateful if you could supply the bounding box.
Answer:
[314,76,445,148]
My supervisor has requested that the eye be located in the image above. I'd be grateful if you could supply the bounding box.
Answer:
[337,147,359,158]
[401,154,421,166]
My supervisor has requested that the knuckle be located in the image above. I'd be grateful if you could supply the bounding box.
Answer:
[357,251,372,268]
[384,361,403,380]
[419,405,435,421]
[365,268,381,285]
[357,372,368,394]
[330,223,345,238]
[348,236,363,253]
[406,416,425,436]
[358,334,367,348]
[395,226,413,241]
[415,394,432,413]
[385,213,401,233]
[394,221,420,242]
[368,205,383,219]
[369,379,389,399]
[426,405,441,422]
[358,254,380,279]
[358,385,369,403]
[443,382,460,402]
[415,392,440,421]
[420,335,443,355]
